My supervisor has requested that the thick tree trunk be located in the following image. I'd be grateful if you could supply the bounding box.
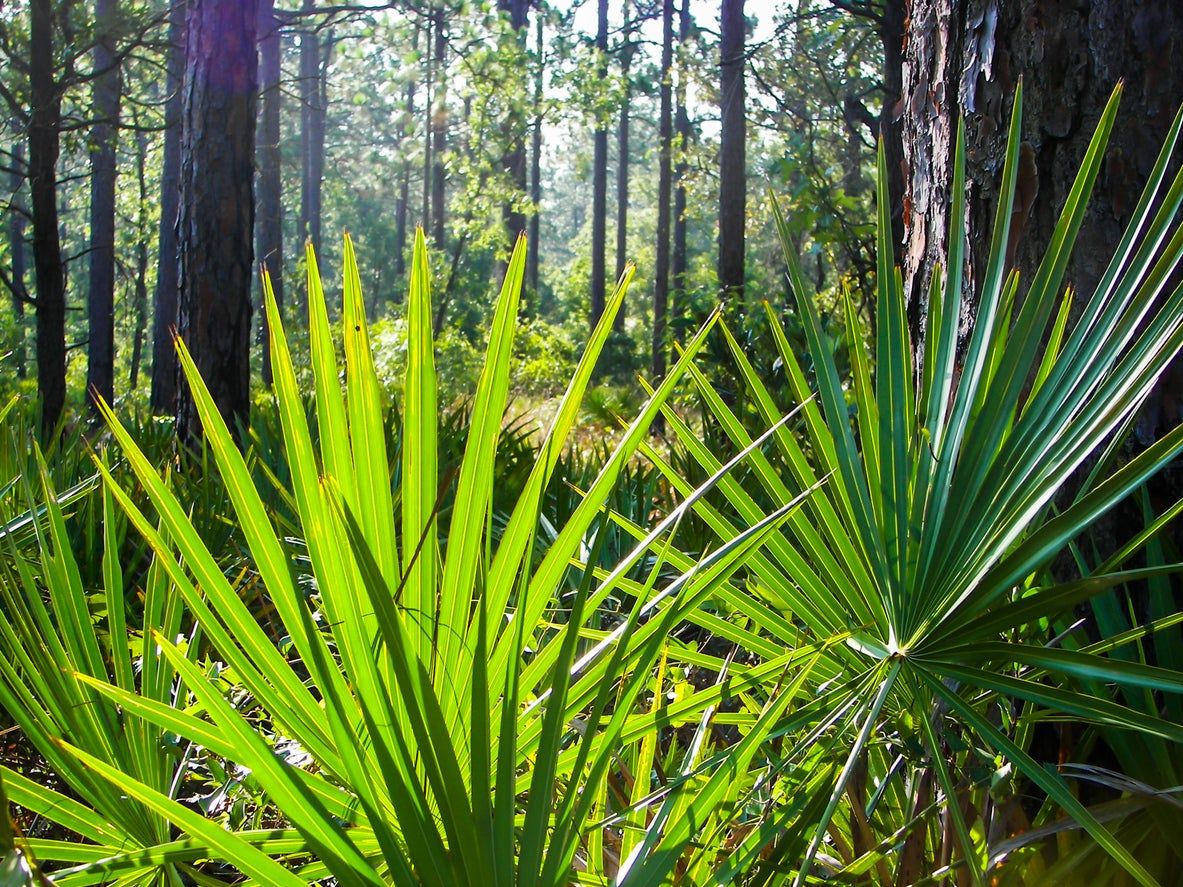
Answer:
[614,0,635,331]
[900,0,1183,524]
[256,0,283,386]
[86,0,121,410]
[431,8,447,250]
[29,0,66,438]
[527,9,544,299]
[653,0,673,381]
[8,143,27,379]
[150,0,185,415]
[717,0,745,300]
[590,0,608,327]
[176,0,258,442]
[672,0,691,331]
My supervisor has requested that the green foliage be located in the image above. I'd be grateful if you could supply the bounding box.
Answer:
[3,80,1183,887]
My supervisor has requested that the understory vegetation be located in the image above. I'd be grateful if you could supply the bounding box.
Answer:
[1,83,1183,886]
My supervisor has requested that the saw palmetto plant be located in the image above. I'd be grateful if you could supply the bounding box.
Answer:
[6,230,829,886]
[650,82,1183,884]
[2,80,1182,886]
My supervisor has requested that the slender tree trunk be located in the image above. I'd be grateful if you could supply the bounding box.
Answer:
[615,0,634,331]
[129,125,149,391]
[299,0,325,260]
[527,9,544,299]
[590,0,608,327]
[881,0,906,261]
[498,0,529,262]
[431,7,447,250]
[150,0,185,414]
[421,10,433,232]
[394,22,418,281]
[8,142,27,379]
[718,0,745,301]
[653,0,673,381]
[672,0,691,332]
[256,0,283,385]
[29,0,67,438]
[176,0,258,442]
[86,0,121,409]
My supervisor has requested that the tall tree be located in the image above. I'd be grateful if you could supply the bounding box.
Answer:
[28,0,67,437]
[394,20,419,280]
[614,0,635,330]
[7,142,27,379]
[717,0,745,300]
[86,0,122,409]
[299,0,326,260]
[527,8,544,296]
[652,0,673,380]
[671,0,691,323]
[256,0,283,385]
[128,123,150,391]
[900,0,1183,358]
[590,0,608,327]
[150,0,185,415]
[498,0,530,256]
[176,0,258,441]
[430,6,447,249]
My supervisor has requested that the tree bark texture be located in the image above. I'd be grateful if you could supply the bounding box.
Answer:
[614,0,635,330]
[257,0,283,386]
[498,0,530,257]
[150,0,185,414]
[717,0,745,300]
[590,0,609,327]
[528,10,544,298]
[176,0,258,442]
[129,125,149,391]
[653,0,673,380]
[900,0,1183,530]
[431,8,447,250]
[86,0,122,409]
[394,22,418,281]
[8,142,27,379]
[672,0,691,332]
[29,0,67,438]
[299,0,326,260]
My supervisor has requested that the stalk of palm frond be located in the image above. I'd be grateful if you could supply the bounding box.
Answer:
[63,229,827,885]
[654,82,1183,885]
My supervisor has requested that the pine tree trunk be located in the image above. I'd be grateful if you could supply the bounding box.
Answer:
[8,143,27,380]
[29,0,67,438]
[86,0,122,410]
[256,0,283,386]
[299,0,325,260]
[900,0,1183,525]
[394,23,418,281]
[653,0,673,380]
[718,0,745,300]
[672,0,691,334]
[498,0,529,258]
[129,126,149,391]
[431,8,447,250]
[614,0,634,331]
[590,0,608,327]
[527,9,544,299]
[150,0,185,415]
[176,0,258,443]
